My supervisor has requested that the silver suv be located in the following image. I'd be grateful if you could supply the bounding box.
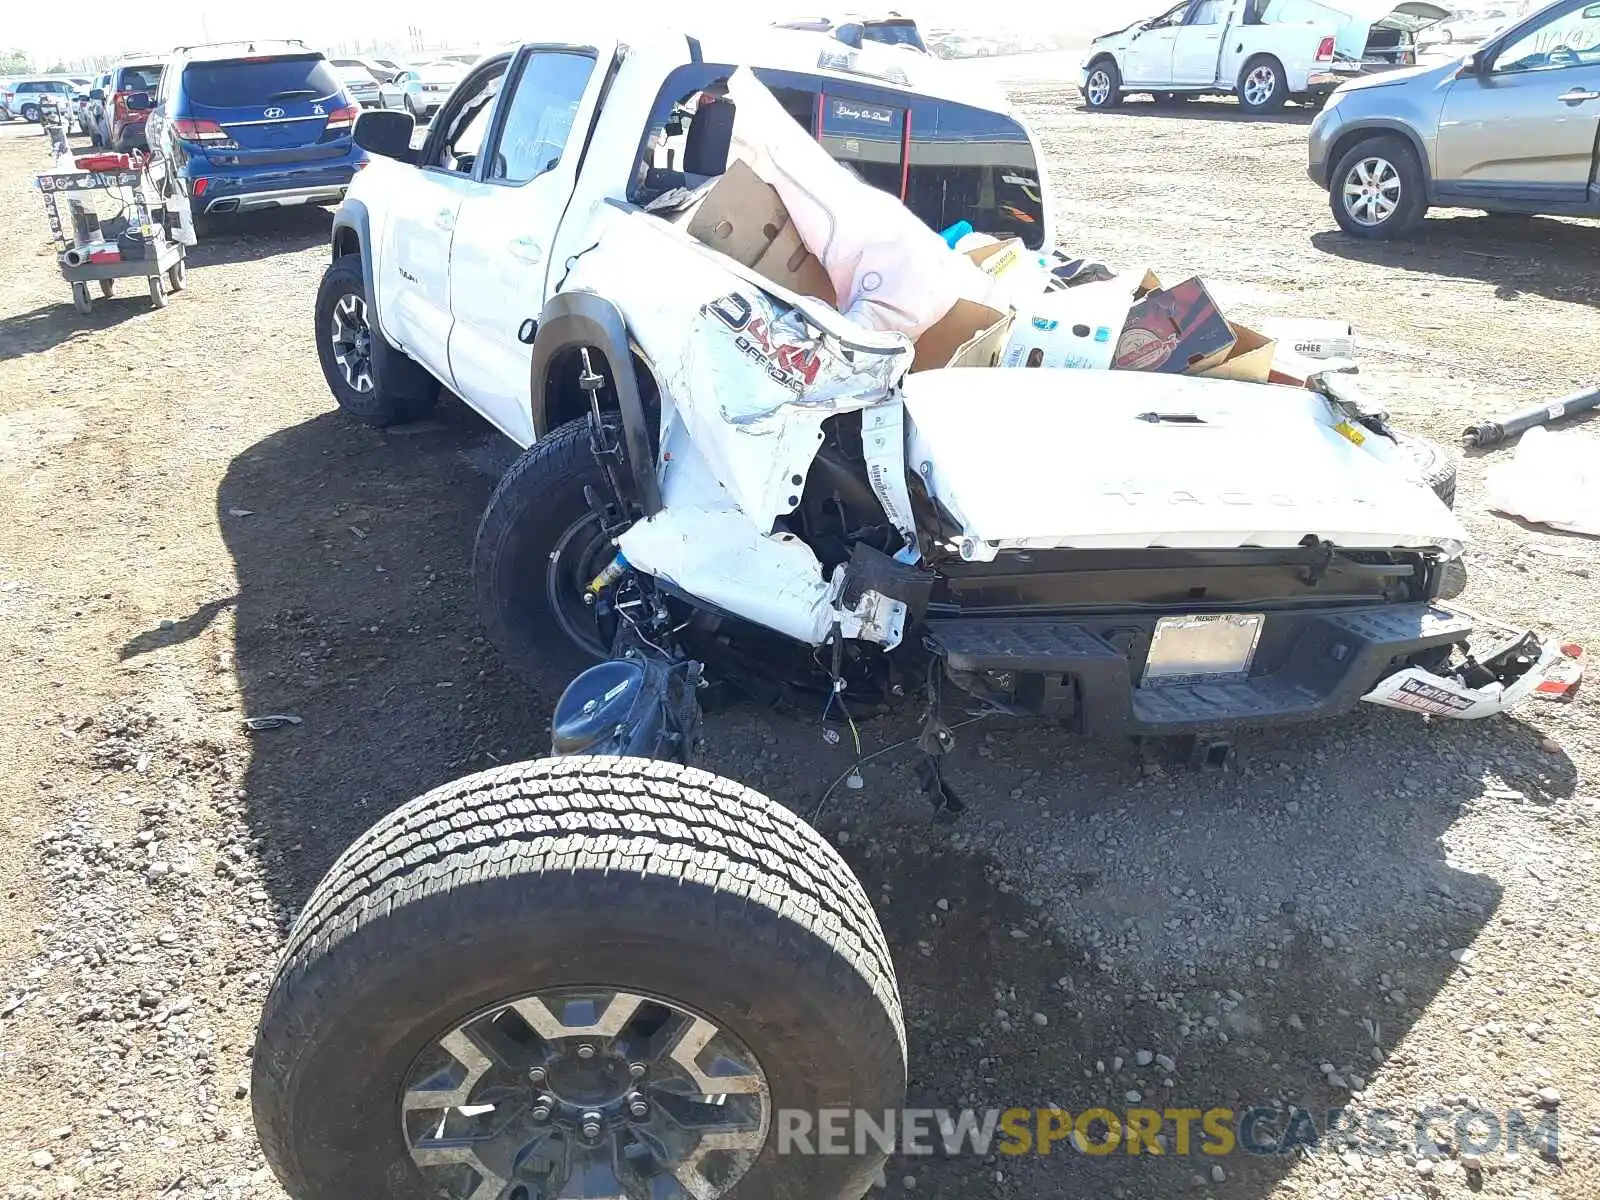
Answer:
[1309,0,1600,238]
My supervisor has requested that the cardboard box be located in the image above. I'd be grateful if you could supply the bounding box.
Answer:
[1199,321,1277,384]
[912,299,1010,373]
[685,161,836,305]
[1261,317,1354,361]
[999,277,1139,371]
[1113,277,1235,375]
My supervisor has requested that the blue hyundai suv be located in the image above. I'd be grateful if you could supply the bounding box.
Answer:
[144,41,366,222]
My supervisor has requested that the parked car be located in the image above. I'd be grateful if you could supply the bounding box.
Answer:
[1310,0,1600,236]
[333,63,383,107]
[329,55,401,84]
[1082,0,1448,113]
[2,78,77,122]
[774,12,932,52]
[147,41,365,223]
[1434,6,1517,40]
[376,60,466,119]
[90,59,164,150]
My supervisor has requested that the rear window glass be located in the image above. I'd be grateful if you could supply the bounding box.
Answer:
[181,55,342,107]
[631,64,1044,248]
[116,65,162,92]
[863,22,924,47]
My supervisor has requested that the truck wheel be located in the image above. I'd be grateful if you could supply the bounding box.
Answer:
[21,103,40,123]
[473,417,622,680]
[1084,58,1123,109]
[252,756,906,1200]
[1394,431,1456,509]
[315,254,438,426]
[1238,55,1288,113]
[1329,135,1427,239]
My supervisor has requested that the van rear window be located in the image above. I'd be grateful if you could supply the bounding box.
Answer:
[181,55,342,107]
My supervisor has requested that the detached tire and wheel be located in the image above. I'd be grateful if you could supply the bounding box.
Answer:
[1084,58,1123,109]
[315,253,439,426]
[1330,135,1428,239]
[474,417,620,681]
[252,756,906,1200]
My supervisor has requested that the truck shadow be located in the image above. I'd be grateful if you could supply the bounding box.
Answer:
[187,401,1568,1199]
[1069,97,1319,125]
[1310,217,1600,306]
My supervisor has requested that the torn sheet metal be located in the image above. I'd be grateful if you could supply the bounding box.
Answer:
[561,208,911,531]
[861,402,920,562]
[1362,636,1560,719]
[617,505,906,647]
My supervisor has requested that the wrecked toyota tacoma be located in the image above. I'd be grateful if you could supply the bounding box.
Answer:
[253,22,1556,1200]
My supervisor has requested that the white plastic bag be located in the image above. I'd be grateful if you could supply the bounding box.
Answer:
[724,67,989,340]
[1486,425,1600,536]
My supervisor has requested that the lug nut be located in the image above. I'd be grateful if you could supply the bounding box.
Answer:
[628,1062,647,1080]
[581,1111,602,1140]
[628,1093,649,1120]
[528,1066,547,1085]
[531,1102,552,1122]
[575,1043,596,1060]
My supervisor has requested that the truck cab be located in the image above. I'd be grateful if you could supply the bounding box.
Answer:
[319,24,1052,444]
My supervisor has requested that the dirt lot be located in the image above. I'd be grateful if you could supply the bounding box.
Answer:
[2,75,1600,1200]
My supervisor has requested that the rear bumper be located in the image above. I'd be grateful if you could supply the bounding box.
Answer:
[926,603,1550,736]
[187,156,362,214]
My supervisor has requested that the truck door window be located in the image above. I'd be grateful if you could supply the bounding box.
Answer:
[487,50,597,184]
[1185,0,1227,25]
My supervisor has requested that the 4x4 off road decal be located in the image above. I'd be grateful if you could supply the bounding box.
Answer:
[705,292,823,396]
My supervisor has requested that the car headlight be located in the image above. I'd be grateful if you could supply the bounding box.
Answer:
[1320,86,1349,115]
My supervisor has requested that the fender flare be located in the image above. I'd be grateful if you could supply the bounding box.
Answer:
[1324,121,1435,201]
[329,198,388,341]
[529,292,663,518]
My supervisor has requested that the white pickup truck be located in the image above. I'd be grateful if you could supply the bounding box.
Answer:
[1082,0,1448,112]
[253,19,1550,1200]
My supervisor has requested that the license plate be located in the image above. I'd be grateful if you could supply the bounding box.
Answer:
[1142,613,1264,687]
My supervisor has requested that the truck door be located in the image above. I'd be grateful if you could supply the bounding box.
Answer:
[377,59,507,388]
[1171,0,1232,84]
[1123,1,1188,84]
[1434,0,1600,203]
[447,45,606,447]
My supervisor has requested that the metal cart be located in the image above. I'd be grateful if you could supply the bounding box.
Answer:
[36,157,188,315]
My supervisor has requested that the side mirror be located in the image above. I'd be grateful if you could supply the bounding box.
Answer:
[124,93,153,111]
[89,88,104,101]
[1458,50,1485,76]
[353,109,416,161]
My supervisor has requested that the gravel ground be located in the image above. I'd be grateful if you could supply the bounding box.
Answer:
[1,66,1598,1200]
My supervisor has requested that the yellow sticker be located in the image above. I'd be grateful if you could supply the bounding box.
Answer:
[1334,421,1367,446]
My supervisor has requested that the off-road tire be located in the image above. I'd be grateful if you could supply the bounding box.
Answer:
[1329,135,1428,239]
[252,756,906,1200]
[1084,58,1124,109]
[315,253,439,427]
[1394,430,1456,509]
[1238,55,1288,113]
[473,417,620,681]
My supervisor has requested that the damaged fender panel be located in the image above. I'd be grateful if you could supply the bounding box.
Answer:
[560,209,912,531]
[617,506,907,647]
[1362,635,1561,719]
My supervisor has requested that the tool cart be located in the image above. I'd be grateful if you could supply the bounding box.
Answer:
[36,154,188,315]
